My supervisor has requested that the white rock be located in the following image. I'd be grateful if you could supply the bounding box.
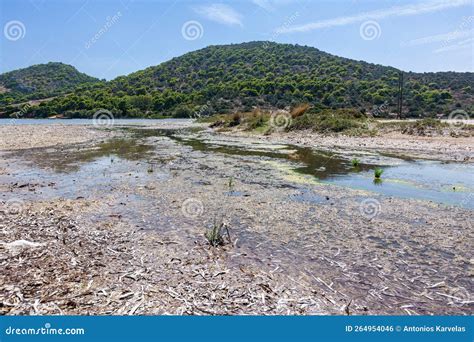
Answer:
[1,239,45,252]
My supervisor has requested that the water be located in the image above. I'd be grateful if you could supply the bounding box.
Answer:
[126,128,473,208]
[2,121,472,209]
[0,118,192,125]
[327,161,473,208]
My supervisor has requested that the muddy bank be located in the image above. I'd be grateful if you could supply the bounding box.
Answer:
[0,125,115,151]
[1,122,473,315]
[218,128,474,162]
[0,120,202,151]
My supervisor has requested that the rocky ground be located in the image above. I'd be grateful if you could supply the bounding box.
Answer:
[0,121,473,315]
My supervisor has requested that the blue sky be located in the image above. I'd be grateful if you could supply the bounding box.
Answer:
[0,0,472,80]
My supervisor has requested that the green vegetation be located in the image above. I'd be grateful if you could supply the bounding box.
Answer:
[209,109,271,132]
[205,221,226,247]
[0,62,101,106]
[374,168,384,179]
[1,42,473,119]
[208,107,377,135]
[351,158,361,167]
[373,178,383,185]
[375,118,473,137]
[228,177,234,192]
[289,108,374,135]
[401,118,448,135]
[246,110,270,131]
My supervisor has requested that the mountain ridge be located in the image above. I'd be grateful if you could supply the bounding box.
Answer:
[1,42,472,118]
[0,62,102,106]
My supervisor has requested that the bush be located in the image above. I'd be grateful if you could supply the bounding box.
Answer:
[351,158,361,167]
[401,118,448,135]
[290,103,310,118]
[172,105,194,118]
[289,108,369,134]
[374,168,384,178]
[245,109,269,131]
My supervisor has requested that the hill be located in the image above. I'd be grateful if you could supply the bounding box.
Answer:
[0,62,101,106]
[1,42,472,118]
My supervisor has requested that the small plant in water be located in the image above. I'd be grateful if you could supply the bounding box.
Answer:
[374,168,384,179]
[351,158,361,167]
[205,219,231,247]
[205,222,224,247]
[228,177,234,192]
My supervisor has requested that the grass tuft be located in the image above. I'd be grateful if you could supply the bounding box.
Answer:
[289,108,373,135]
[290,103,311,118]
[205,219,232,247]
[374,168,384,179]
[228,177,234,192]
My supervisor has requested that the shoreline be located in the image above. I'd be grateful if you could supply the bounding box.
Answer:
[216,127,474,162]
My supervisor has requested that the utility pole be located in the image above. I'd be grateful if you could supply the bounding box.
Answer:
[397,71,403,119]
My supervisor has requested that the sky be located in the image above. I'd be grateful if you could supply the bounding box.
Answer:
[0,0,473,80]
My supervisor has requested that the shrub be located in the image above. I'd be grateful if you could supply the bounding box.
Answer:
[290,103,311,118]
[229,112,241,127]
[172,105,194,118]
[205,220,230,247]
[289,108,369,134]
[246,110,269,130]
[351,158,361,167]
[401,118,448,135]
[374,168,384,178]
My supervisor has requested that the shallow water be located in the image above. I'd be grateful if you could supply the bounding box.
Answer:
[2,123,473,209]
[128,128,473,209]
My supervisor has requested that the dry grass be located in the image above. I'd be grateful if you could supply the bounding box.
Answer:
[290,103,311,118]
[0,200,337,315]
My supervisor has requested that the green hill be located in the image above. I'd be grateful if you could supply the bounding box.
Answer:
[1,42,472,118]
[0,62,101,106]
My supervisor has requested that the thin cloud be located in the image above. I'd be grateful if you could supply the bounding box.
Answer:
[433,37,473,53]
[401,29,473,47]
[194,4,243,27]
[252,0,275,12]
[252,0,298,12]
[279,0,471,33]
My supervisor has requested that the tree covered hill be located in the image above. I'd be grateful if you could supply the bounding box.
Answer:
[1,42,472,118]
[0,62,101,105]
